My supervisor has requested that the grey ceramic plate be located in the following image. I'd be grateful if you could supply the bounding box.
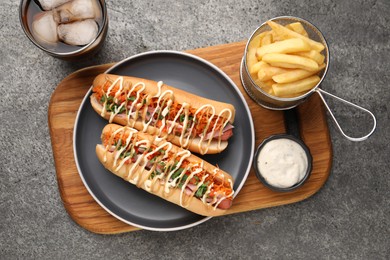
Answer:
[73,51,255,231]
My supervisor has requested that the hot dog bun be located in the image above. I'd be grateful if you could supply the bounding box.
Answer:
[96,123,234,217]
[90,74,236,154]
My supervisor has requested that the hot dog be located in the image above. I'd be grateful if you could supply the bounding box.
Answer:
[90,74,235,155]
[96,123,234,216]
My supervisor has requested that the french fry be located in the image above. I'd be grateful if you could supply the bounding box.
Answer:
[295,50,325,65]
[263,79,276,88]
[271,30,283,42]
[272,75,320,97]
[286,22,309,37]
[254,79,274,94]
[264,86,275,95]
[248,33,263,49]
[260,33,272,46]
[256,38,310,59]
[267,21,325,52]
[272,63,326,83]
[247,32,267,77]
[246,47,258,76]
[250,61,267,75]
[257,63,290,81]
[262,53,319,71]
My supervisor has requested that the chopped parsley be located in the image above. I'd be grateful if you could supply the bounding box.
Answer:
[170,168,184,180]
[195,184,208,198]
[101,95,114,103]
[178,174,189,188]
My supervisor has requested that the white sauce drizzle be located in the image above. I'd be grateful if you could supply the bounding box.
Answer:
[102,126,234,211]
[153,81,163,97]
[97,76,233,154]
[142,89,173,132]
[193,105,215,154]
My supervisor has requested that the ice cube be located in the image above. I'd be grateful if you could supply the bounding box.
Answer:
[54,0,101,24]
[37,0,72,11]
[58,19,98,46]
[32,11,58,45]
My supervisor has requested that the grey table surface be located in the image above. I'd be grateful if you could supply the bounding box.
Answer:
[1,0,389,259]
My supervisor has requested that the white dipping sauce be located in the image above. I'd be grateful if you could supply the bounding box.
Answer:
[257,138,308,188]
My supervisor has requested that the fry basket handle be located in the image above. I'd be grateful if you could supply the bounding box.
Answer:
[315,88,376,142]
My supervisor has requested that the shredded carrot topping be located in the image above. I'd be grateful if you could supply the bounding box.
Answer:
[102,129,233,199]
[93,82,229,138]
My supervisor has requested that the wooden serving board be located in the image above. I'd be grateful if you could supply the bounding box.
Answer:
[48,41,332,234]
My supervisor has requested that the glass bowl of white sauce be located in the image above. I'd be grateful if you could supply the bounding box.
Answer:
[253,134,312,192]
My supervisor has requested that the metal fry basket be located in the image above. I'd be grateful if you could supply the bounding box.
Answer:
[240,16,376,141]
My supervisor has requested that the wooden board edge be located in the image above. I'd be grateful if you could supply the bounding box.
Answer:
[47,44,333,234]
[47,64,128,234]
